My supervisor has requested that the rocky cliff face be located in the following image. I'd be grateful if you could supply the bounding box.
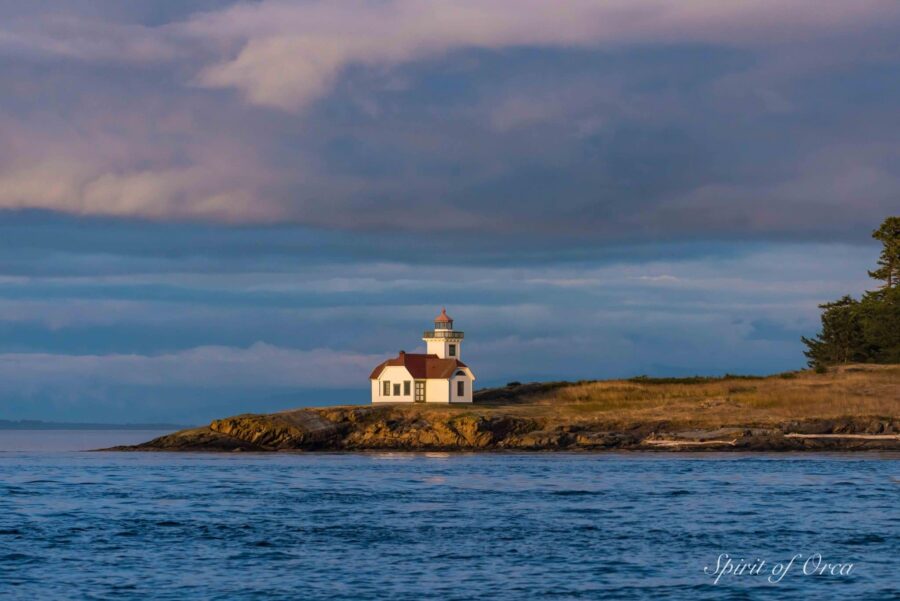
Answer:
[111,405,900,452]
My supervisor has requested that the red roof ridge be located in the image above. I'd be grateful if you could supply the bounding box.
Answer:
[369,351,468,380]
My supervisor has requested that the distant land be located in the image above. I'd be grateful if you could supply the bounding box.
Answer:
[111,364,899,453]
[0,420,193,431]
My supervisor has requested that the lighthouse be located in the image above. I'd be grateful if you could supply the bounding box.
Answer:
[423,307,464,359]
[369,308,475,403]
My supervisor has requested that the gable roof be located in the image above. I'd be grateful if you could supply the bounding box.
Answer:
[369,352,468,380]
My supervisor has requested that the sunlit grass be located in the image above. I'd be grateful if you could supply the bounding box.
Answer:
[399,364,899,428]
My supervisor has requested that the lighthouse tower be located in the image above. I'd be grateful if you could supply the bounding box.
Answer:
[423,308,464,359]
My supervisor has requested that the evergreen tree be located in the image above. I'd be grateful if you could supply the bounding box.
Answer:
[803,216,900,368]
[802,296,866,366]
[868,216,900,290]
[859,286,900,363]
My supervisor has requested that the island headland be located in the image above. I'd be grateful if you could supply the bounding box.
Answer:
[111,364,899,452]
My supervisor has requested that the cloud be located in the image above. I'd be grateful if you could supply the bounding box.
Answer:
[0,341,381,421]
[0,160,283,223]
[0,14,179,63]
[196,35,350,112]
[0,1,898,236]
[0,343,381,389]
[650,143,900,236]
[631,275,680,283]
[0,238,879,420]
[183,0,899,111]
[0,108,287,223]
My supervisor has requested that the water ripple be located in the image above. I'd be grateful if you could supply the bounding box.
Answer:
[0,449,897,600]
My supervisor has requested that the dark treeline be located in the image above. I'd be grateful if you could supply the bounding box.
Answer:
[802,216,900,369]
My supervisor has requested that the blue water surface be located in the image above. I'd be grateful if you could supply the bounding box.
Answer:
[0,432,897,600]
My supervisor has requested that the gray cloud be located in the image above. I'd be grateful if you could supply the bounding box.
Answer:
[0,236,879,420]
[0,0,897,238]
[0,13,179,63]
[182,0,899,111]
[0,343,379,388]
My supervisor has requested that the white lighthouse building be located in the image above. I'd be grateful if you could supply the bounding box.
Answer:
[369,308,475,403]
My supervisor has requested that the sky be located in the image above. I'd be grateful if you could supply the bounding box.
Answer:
[0,0,898,423]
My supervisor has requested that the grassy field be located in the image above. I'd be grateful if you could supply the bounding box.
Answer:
[130,364,899,452]
[402,364,899,428]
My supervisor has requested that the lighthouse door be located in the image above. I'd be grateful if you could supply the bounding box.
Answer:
[414,381,426,403]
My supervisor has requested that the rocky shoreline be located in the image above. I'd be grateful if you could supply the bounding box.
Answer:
[106,405,900,453]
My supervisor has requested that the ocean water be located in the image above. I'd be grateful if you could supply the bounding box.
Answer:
[0,432,897,600]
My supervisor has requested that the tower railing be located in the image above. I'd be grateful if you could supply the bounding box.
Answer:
[423,330,464,339]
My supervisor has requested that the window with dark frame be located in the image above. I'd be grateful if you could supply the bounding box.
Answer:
[449,344,456,357]
[383,381,390,396]
[403,381,411,395]
[457,381,465,396]
[393,383,401,396]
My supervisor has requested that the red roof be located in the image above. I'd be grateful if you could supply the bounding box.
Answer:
[369,352,468,380]
[434,307,452,323]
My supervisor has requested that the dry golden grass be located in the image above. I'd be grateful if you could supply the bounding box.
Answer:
[533,364,899,426]
[397,364,899,428]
